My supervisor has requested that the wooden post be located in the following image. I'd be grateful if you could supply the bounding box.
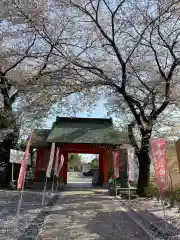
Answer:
[34,148,40,182]
[63,152,68,184]
[103,151,108,183]
[99,153,103,185]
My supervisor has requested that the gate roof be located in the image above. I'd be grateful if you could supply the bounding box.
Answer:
[31,117,130,148]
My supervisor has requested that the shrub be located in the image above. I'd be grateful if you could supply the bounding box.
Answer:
[144,182,160,199]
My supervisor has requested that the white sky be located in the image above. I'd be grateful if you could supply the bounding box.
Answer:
[80,154,98,163]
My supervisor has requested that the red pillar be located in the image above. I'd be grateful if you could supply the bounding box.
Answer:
[35,148,40,182]
[103,151,108,183]
[58,150,64,182]
[63,152,68,184]
[99,153,103,185]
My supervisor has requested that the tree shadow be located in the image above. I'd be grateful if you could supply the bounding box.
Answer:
[14,192,179,240]
[0,191,55,240]
[17,195,59,239]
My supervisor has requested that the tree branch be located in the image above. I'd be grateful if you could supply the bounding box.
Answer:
[3,35,37,75]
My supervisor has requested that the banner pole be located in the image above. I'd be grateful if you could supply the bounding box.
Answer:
[11,163,14,184]
[15,130,34,231]
[56,177,59,192]
[51,174,55,193]
[42,176,48,206]
[15,171,26,230]
[115,178,117,197]
[128,181,131,202]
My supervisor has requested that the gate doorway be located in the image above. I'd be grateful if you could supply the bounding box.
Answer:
[67,153,99,189]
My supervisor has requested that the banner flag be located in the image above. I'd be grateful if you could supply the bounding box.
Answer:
[17,131,33,190]
[113,151,119,179]
[54,147,60,176]
[151,138,168,193]
[56,154,64,177]
[46,142,55,178]
[127,147,136,182]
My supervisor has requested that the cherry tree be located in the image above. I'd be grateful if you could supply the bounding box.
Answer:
[5,0,180,195]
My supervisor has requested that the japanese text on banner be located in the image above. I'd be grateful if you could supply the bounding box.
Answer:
[113,151,119,179]
[151,138,168,192]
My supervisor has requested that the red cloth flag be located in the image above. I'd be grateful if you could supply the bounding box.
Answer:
[46,143,55,178]
[54,147,60,176]
[151,138,168,193]
[17,131,33,190]
[56,154,64,177]
[113,151,119,179]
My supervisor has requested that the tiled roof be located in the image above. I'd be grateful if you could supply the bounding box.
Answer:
[46,117,129,145]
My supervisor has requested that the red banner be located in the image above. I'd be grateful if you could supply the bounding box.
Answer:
[151,138,168,193]
[113,151,119,179]
[17,131,33,190]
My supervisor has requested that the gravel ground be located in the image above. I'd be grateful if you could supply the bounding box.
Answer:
[38,191,151,240]
[0,190,52,240]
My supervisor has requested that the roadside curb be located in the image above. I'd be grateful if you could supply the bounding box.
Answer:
[123,201,177,239]
[118,203,156,239]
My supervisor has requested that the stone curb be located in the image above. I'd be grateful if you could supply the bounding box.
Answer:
[123,202,175,239]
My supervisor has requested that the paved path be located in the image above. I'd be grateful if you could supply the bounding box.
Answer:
[67,172,92,183]
[37,190,151,240]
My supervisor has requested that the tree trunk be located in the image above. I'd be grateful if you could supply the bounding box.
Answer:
[0,73,19,187]
[137,150,151,196]
[136,131,151,197]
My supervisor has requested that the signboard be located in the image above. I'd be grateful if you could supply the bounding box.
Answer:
[10,149,31,165]
[151,138,168,193]
[113,151,119,179]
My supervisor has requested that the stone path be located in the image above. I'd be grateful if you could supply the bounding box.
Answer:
[37,191,151,240]
[0,188,178,239]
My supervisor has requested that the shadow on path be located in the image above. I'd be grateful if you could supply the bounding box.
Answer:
[18,195,59,240]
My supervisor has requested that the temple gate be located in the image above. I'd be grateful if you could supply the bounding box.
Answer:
[30,117,130,186]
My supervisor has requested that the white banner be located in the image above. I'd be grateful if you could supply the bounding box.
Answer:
[54,148,60,176]
[46,143,55,178]
[127,147,136,182]
[56,154,64,177]
[10,149,31,165]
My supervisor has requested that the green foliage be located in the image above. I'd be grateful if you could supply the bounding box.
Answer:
[18,140,26,151]
[90,158,98,168]
[144,181,180,209]
[68,153,82,171]
[144,183,160,199]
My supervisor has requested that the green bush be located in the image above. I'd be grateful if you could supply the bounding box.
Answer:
[144,181,180,208]
[144,183,160,199]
